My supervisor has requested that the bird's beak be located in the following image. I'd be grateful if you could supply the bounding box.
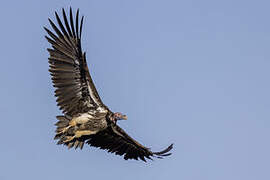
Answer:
[122,115,128,120]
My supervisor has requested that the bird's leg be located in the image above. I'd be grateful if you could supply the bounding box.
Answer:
[75,130,96,138]
[63,130,96,143]
[63,135,75,143]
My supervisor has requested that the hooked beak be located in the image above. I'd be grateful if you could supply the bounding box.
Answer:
[122,115,128,120]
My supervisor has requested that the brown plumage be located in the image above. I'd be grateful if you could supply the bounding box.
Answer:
[44,7,173,162]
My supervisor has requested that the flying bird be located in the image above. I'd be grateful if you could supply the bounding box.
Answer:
[44,8,173,161]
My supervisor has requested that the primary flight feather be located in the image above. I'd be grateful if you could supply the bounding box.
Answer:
[44,8,173,161]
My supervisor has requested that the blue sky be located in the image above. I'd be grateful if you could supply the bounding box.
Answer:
[0,0,270,179]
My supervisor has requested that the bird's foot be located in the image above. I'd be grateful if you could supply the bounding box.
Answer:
[56,125,71,135]
[56,120,77,135]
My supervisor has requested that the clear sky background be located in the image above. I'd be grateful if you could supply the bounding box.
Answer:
[0,0,269,179]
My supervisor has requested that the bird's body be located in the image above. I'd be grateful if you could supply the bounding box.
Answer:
[45,8,173,161]
[55,110,109,144]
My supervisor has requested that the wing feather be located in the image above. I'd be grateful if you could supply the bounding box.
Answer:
[62,9,72,37]
[87,125,173,161]
[69,8,76,37]
[45,8,106,116]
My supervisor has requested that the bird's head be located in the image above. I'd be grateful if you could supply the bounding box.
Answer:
[113,112,128,121]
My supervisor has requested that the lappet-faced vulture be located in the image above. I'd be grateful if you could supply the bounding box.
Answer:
[44,8,173,162]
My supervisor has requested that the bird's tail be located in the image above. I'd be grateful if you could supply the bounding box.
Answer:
[54,115,85,149]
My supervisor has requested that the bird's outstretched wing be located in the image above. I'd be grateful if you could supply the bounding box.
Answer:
[87,124,173,161]
[44,8,106,116]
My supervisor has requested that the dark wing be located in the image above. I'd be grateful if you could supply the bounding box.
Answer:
[44,8,106,116]
[87,124,173,161]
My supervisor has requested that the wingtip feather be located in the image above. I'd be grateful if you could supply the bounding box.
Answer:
[153,143,174,156]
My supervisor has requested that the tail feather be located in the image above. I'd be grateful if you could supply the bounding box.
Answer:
[55,120,69,128]
[54,115,85,149]
[68,141,74,149]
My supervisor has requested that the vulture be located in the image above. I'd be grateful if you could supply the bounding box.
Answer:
[44,8,173,162]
